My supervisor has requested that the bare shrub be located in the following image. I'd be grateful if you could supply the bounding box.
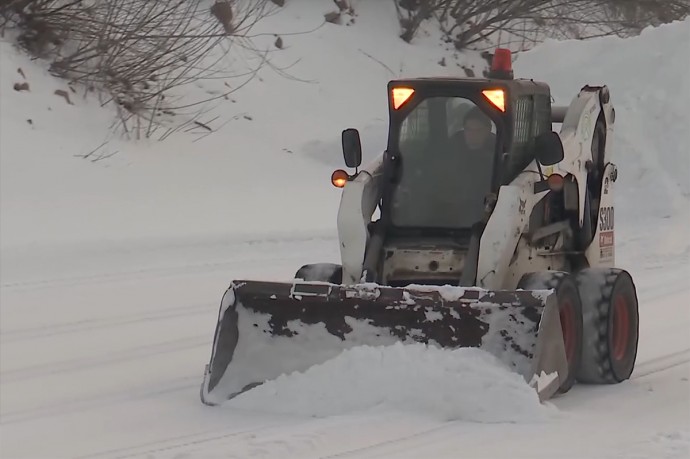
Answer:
[596,0,690,34]
[1,0,277,139]
[393,0,689,52]
[393,1,576,50]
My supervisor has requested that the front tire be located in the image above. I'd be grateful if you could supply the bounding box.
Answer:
[575,268,639,384]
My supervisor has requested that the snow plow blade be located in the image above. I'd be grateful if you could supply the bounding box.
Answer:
[200,280,568,406]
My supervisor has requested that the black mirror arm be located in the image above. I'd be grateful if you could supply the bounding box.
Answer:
[535,156,544,180]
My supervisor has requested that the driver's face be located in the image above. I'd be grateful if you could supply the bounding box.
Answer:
[463,119,491,150]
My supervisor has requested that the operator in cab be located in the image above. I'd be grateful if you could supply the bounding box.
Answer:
[447,105,497,225]
[456,106,495,156]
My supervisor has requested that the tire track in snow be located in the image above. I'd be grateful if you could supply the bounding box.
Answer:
[0,334,210,384]
[1,257,274,292]
[632,348,690,379]
[313,350,690,459]
[250,348,690,459]
[0,304,213,423]
[0,375,199,425]
[2,226,685,457]
[1,234,338,292]
[6,349,683,428]
[0,303,212,344]
[76,412,442,459]
[74,418,324,459]
[8,346,685,457]
[318,423,458,459]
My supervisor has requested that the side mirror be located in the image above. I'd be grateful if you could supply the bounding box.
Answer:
[535,131,564,166]
[341,128,362,168]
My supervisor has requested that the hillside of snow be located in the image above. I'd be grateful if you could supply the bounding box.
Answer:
[1,0,689,457]
[0,0,489,251]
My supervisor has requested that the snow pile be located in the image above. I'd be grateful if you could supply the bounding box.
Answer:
[0,35,342,249]
[513,19,690,245]
[4,1,687,256]
[225,342,556,423]
[204,308,406,404]
[0,0,485,250]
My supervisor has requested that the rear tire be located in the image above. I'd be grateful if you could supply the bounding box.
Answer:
[575,268,639,384]
[294,263,343,284]
[517,271,584,394]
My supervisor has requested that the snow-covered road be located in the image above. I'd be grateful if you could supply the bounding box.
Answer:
[1,233,688,458]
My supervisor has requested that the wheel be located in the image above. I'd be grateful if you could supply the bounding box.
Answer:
[517,271,584,394]
[575,268,639,384]
[294,263,343,284]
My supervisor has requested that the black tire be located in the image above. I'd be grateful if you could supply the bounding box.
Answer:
[518,271,584,394]
[294,263,343,284]
[575,268,639,384]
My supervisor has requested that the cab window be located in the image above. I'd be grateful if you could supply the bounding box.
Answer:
[392,96,497,229]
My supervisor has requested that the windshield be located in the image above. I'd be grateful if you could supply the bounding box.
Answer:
[390,96,497,229]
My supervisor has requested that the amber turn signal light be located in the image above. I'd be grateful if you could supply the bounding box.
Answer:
[482,89,506,112]
[392,87,414,110]
[331,169,350,188]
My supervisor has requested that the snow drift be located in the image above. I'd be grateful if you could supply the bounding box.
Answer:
[0,0,487,250]
[514,20,690,249]
[225,342,557,423]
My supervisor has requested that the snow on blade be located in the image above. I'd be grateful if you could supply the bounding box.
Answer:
[225,342,558,423]
[205,307,405,403]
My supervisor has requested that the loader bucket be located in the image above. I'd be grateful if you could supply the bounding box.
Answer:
[200,280,568,406]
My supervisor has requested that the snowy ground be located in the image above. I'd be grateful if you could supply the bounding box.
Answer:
[1,1,689,458]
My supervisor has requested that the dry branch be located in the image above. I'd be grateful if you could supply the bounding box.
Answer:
[393,0,689,51]
[1,0,276,139]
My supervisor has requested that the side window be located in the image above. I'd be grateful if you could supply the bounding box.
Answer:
[513,96,533,152]
[533,94,551,139]
[509,95,535,175]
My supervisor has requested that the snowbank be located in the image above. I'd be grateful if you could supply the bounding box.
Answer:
[513,19,690,233]
[4,2,686,256]
[225,342,556,423]
[0,0,485,250]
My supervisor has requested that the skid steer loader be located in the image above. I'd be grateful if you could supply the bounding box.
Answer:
[200,49,639,406]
